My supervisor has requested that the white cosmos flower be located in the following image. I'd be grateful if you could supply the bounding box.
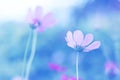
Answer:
[65,30,101,52]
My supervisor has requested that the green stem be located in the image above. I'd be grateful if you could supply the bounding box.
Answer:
[24,30,37,80]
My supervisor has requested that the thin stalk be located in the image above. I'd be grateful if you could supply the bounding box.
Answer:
[76,52,79,80]
[21,30,32,78]
[24,30,37,80]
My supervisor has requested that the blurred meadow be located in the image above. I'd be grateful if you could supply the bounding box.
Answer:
[0,0,120,80]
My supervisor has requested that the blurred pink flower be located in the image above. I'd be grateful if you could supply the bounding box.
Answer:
[105,61,120,74]
[48,63,66,72]
[69,76,77,80]
[26,6,56,32]
[61,74,81,80]
[61,74,68,80]
[65,30,101,52]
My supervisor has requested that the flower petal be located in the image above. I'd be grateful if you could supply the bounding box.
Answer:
[105,62,120,74]
[65,31,76,48]
[37,25,45,32]
[67,42,75,49]
[61,75,68,80]
[65,31,73,42]
[41,13,56,29]
[81,33,94,47]
[26,8,34,24]
[34,6,43,21]
[84,41,101,52]
[48,63,66,72]
[73,30,84,46]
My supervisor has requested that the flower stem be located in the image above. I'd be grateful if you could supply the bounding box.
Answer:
[24,30,37,80]
[21,30,32,78]
[76,52,79,80]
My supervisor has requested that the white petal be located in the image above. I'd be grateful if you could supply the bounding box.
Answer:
[65,31,72,42]
[65,31,75,43]
[67,42,75,49]
[81,33,94,47]
[65,31,76,48]
[84,41,101,52]
[73,30,84,46]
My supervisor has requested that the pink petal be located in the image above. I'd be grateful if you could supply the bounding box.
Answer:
[81,33,94,47]
[84,41,101,52]
[48,63,66,72]
[37,25,45,32]
[49,63,59,71]
[69,76,81,80]
[65,31,76,48]
[41,13,56,29]
[34,6,43,21]
[105,62,114,73]
[73,30,84,46]
[105,62,117,73]
[26,8,34,24]
[105,62,120,74]
[69,76,76,80]
[61,75,68,80]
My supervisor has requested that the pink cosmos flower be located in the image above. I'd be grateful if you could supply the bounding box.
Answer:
[61,74,68,80]
[26,6,56,32]
[48,63,66,72]
[105,61,120,74]
[61,74,81,80]
[65,30,101,52]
